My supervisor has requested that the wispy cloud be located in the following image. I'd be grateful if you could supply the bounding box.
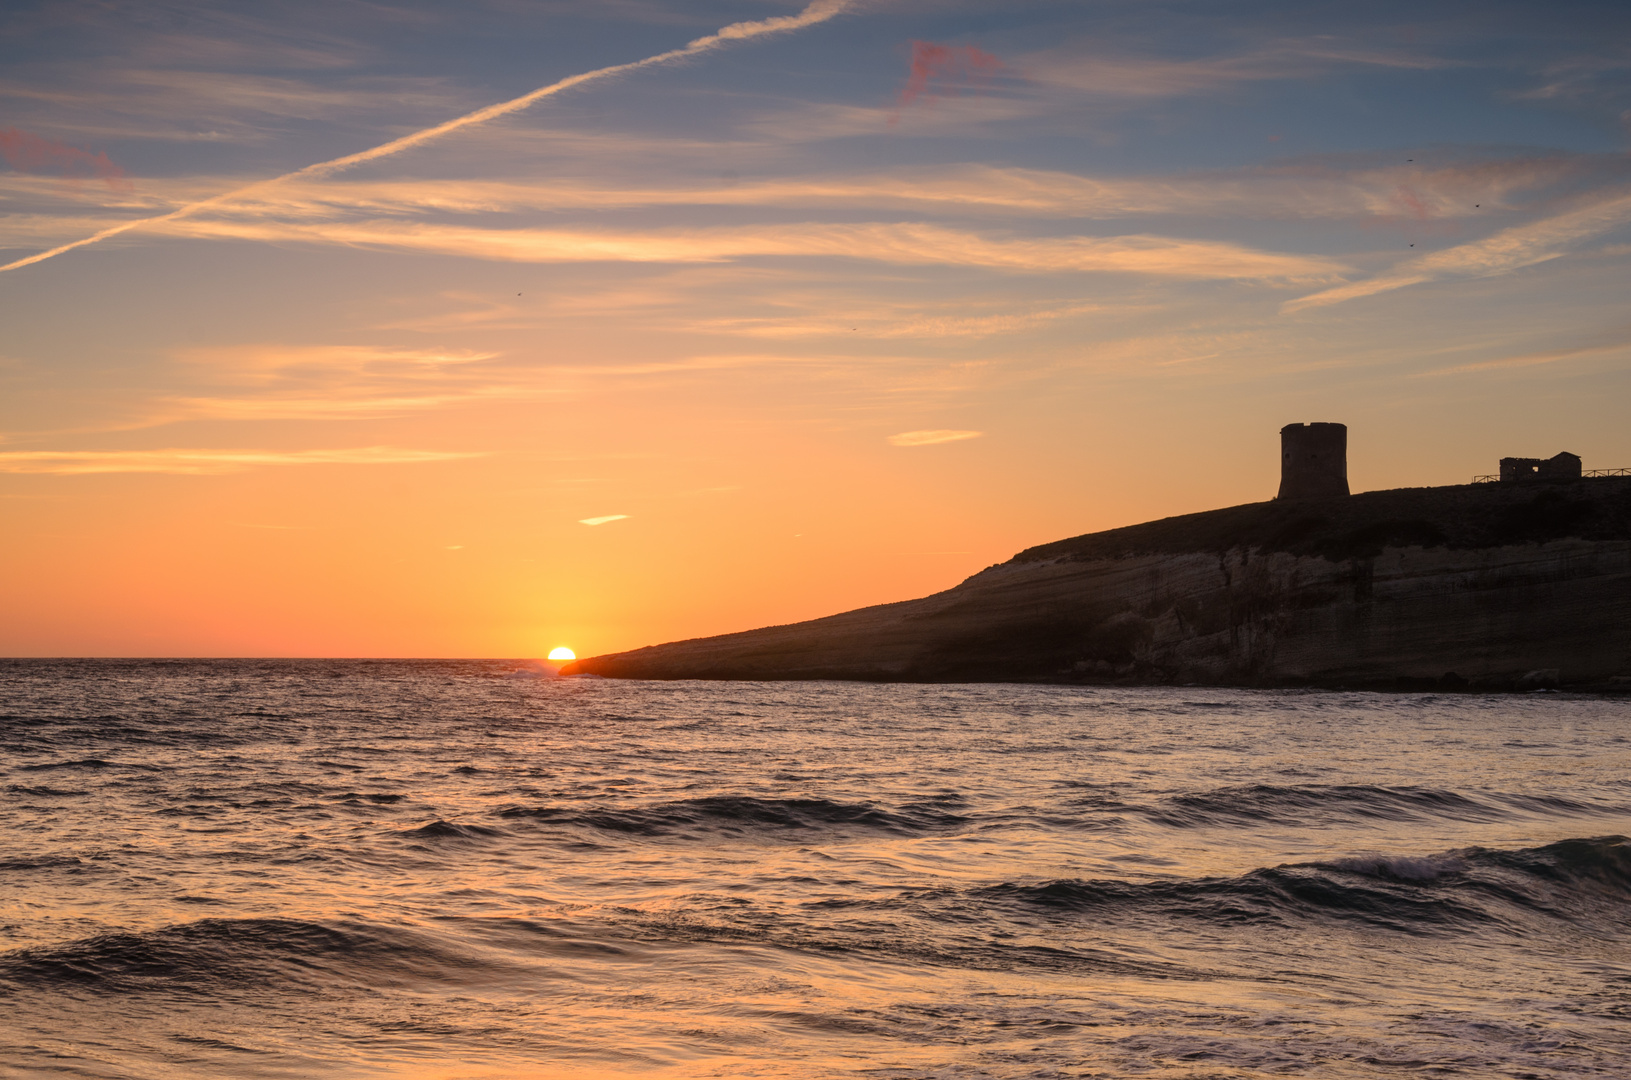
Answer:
[1513,52,1631,108]
[895,39,1007,120]
[140,347,885,429]
[167,393,506,421]
[2,71,458,125]
[579,514,629,526]
[770,95,1049,139]
[742,36,1450,141]
[0,446,482,475]
[175,343,498,373]
[156,344,518,421]
[1412,339,1631,377]
[887,429,983,446]
[122,156,1606,221]
[0,68,467,152]
[8,156,1597,277]
[0,0,854,274]
[0,127,132,192]
[1284,188,1631,311]
[685,300,1103,340]
[1025,38,1449,99]
[150,217,1347,281]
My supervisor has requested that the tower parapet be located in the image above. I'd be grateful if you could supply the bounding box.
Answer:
[1278,422,1349,500]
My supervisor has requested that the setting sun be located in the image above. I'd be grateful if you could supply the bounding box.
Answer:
[547,647,576,661]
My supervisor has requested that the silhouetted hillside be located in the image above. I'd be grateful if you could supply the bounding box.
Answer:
[569,478,1631,690]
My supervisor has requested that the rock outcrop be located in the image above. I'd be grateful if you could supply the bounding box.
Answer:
[566,479,1631,690]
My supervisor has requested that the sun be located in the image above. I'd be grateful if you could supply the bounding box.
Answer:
[547,647,576,661]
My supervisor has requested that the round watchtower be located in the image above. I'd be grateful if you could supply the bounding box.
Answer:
[1278,422,1349,500]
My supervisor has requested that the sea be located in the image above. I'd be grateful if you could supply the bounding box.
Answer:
[3,660,1631,1080]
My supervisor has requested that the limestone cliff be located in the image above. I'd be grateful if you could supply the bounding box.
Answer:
[566,479,1631,690]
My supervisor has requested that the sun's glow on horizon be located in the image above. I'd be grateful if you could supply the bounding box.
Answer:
[547,647,576,661]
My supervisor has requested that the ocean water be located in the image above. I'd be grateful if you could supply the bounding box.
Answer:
[3,661,1631,1080]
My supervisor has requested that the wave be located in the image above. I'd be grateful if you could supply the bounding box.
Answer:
[0,855,82,872]
[1144,783,1614,828]
[977,836,1631,935]
[7,840,1626,1002]
[404,820,506,840]
[498,795,968,839]
[0,917,502,998]
[19,758,120,771]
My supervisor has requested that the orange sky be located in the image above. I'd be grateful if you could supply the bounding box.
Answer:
[3,0,1629,657]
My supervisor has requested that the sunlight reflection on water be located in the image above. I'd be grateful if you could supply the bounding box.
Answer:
[3,660,1630,1078]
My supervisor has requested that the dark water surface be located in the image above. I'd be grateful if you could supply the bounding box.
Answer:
[4,660,1631,1079]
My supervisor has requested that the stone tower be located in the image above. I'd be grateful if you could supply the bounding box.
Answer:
[1278,422,1349,499]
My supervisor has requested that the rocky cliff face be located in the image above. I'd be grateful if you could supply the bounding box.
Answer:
[569,480,1631,689]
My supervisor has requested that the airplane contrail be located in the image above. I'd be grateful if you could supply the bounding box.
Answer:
[0,0,853,275]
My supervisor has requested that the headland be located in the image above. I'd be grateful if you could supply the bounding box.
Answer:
[567,428,1631,691]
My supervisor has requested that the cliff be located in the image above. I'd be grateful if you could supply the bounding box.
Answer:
[565,478,1631,690]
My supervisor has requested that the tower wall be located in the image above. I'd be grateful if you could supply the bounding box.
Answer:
[1278,422,1349,500]
[1500,452,1581,482]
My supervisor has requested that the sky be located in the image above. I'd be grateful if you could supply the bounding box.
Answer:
[2,0,1629,658]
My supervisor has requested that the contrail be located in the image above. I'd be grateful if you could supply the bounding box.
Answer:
[0,0,852,275]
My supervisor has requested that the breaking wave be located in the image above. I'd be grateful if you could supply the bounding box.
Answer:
[0,918,502,998]
[497,795,969,839]
[977,836,1631,934]
[403,820,506,840]
[1143,783,1612,828]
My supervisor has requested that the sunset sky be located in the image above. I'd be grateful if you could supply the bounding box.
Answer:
[3,0,1629,658]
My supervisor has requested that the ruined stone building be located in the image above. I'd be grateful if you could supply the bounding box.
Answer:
[1278,422,1349,499]
[1499,451,1581,482]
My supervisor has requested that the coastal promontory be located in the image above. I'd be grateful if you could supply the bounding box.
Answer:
[567,473,1631,691]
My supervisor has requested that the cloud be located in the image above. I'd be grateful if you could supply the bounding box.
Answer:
[144,348,874,428]
[167,394,503,421]
[897,40,1006,111]
[749,94,1046,140]
[1025,38,1449,99]
[887,429,983,446]
[0,446,482,475]
[1413,339,1631,377]
[746,37,1449,139]
[0,71,463,138]
[1283,188,1631,311]
[10,155,1595,280]
[152,344,519,421]
[151,216,1346,282]
[0,0,854,274]
[579,514,630,526]
[0,67,456,149]
[686,300,1103,340]
[1513,53,1631,109]
[175,344,499,373]
[0,127,133,193]
[88,154,1598,223]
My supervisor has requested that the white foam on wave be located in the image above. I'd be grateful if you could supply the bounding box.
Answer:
[1328,853,1468,881]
